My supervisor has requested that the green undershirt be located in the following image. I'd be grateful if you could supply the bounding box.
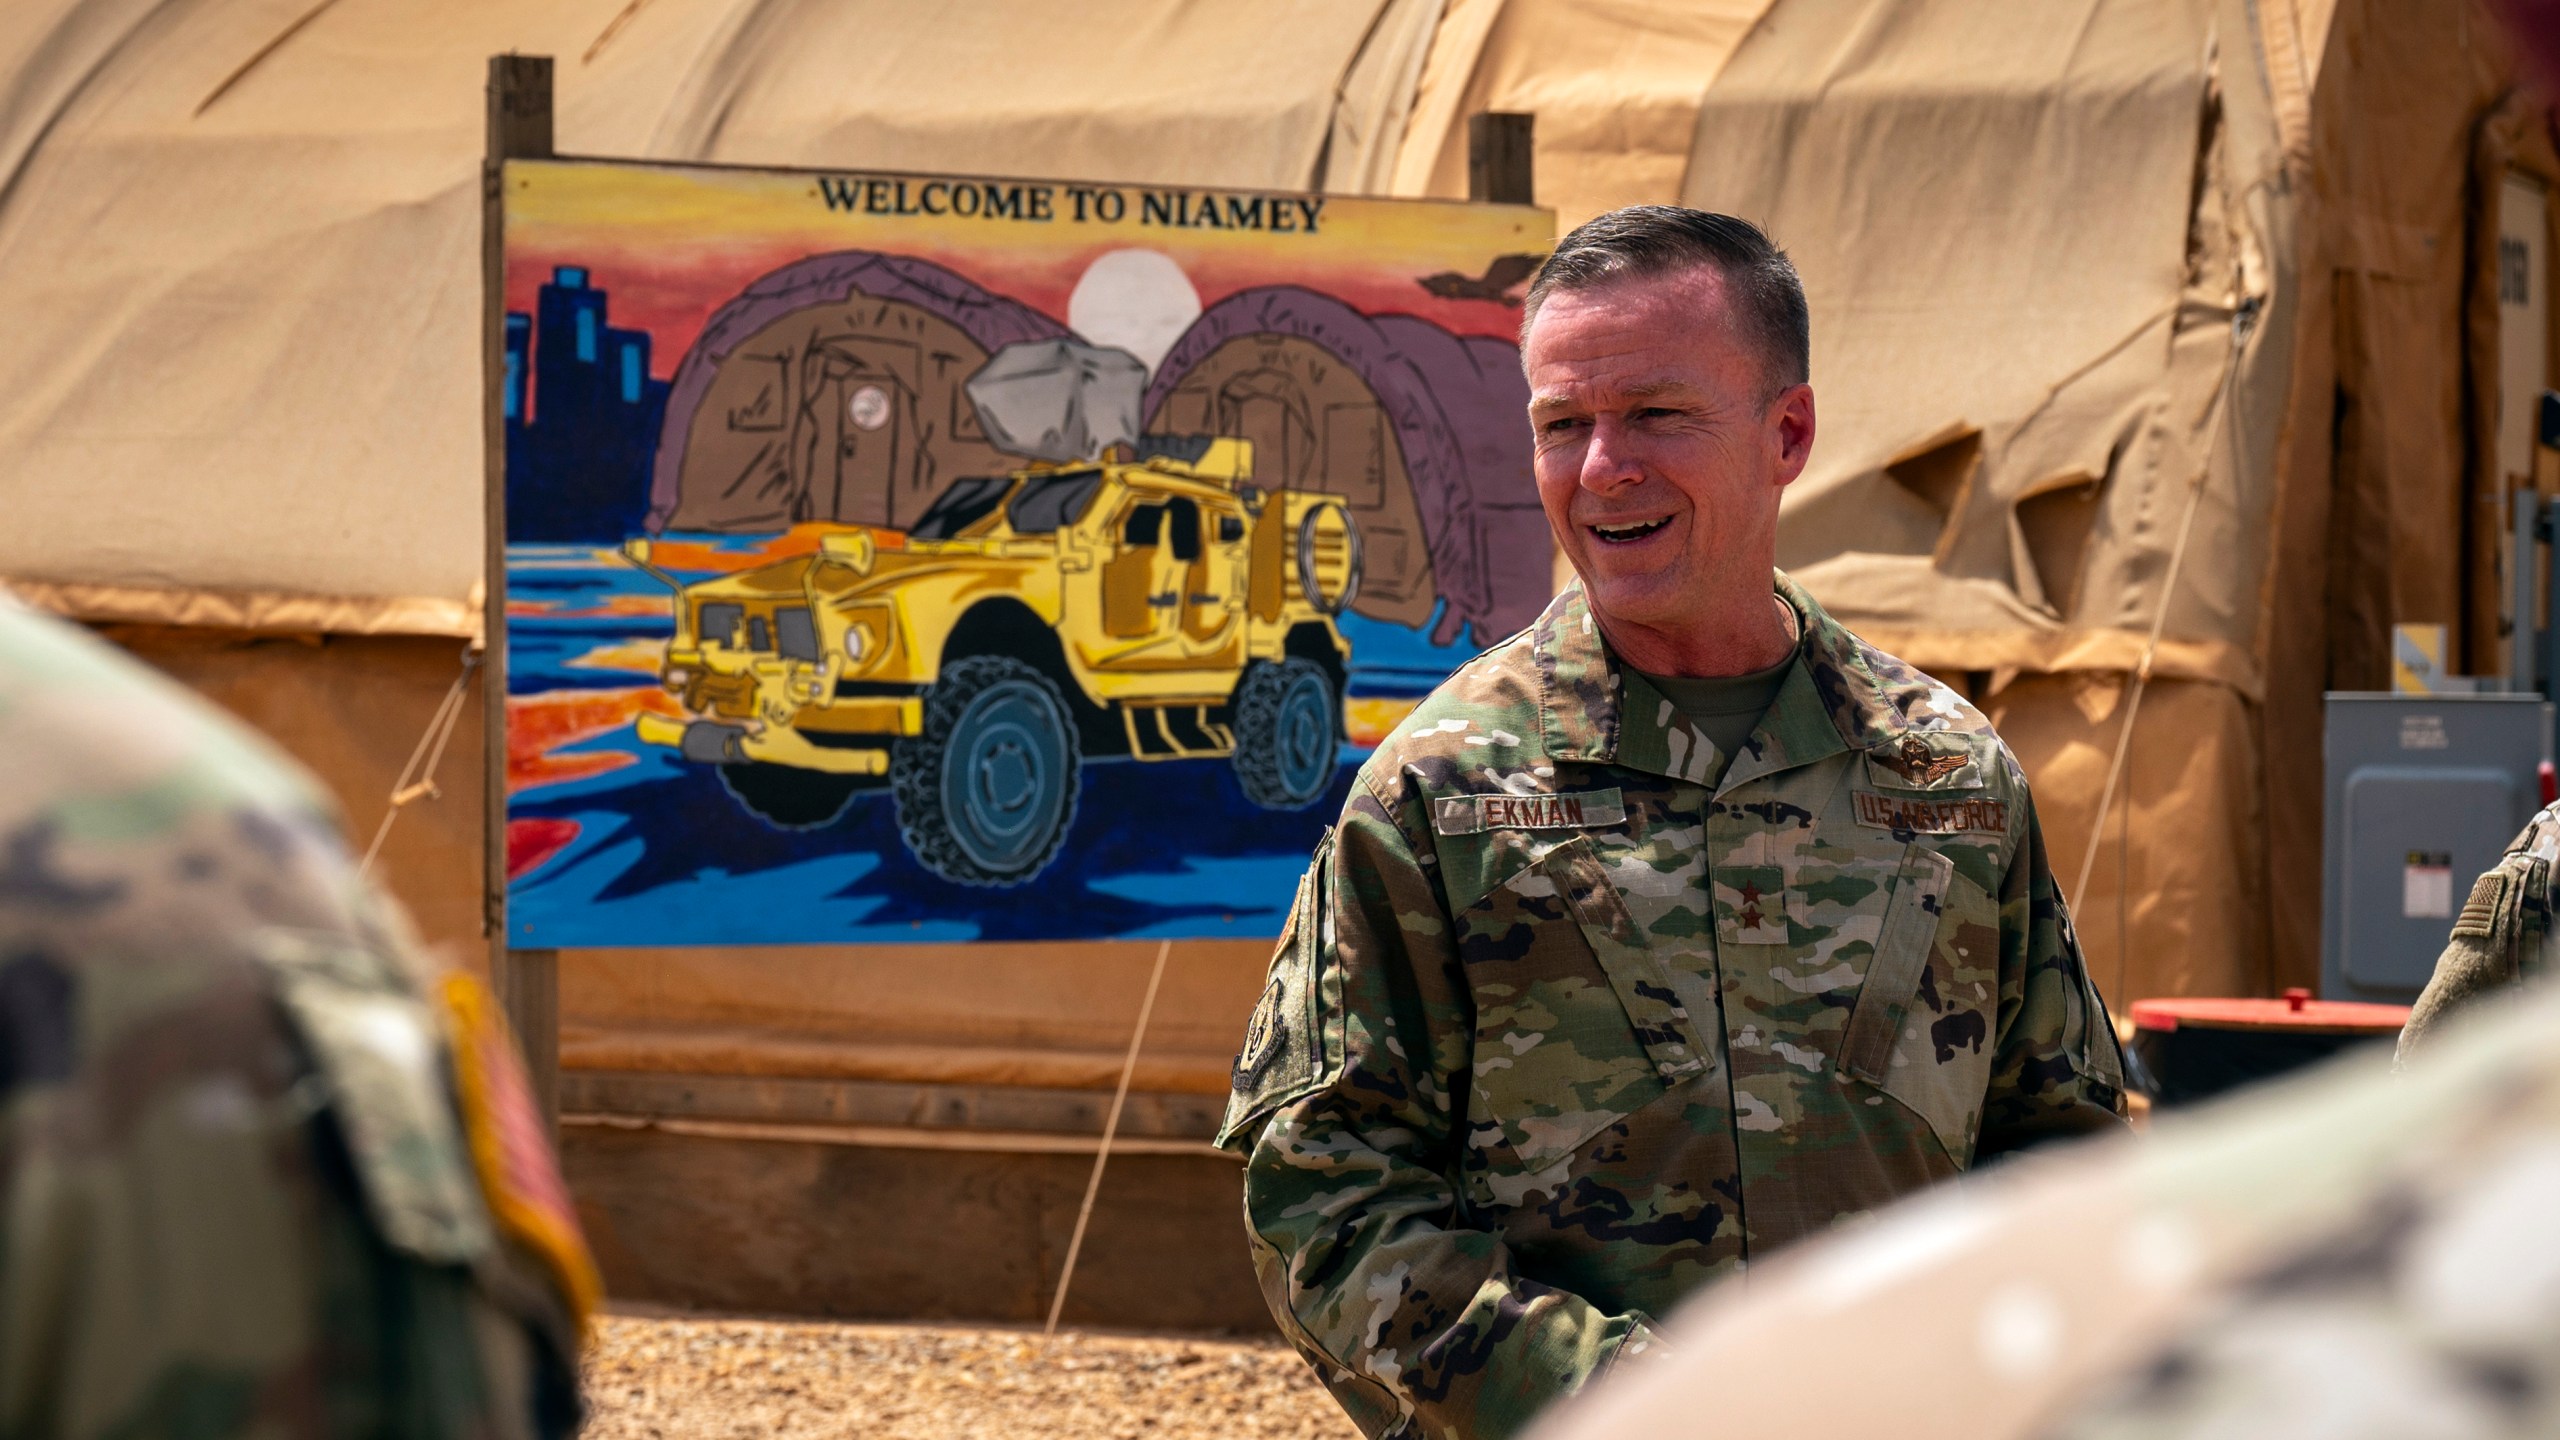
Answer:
[1640,652,1794,765]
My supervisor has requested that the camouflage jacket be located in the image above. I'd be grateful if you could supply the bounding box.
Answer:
[2397,802,2559,1063]
[1221,575,2127,1440]
[0,602,591,1440]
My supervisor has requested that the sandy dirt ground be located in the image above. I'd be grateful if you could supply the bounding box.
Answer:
[585,1313,1360,1440]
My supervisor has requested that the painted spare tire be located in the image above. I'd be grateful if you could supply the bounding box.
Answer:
[1295,502,1363,616]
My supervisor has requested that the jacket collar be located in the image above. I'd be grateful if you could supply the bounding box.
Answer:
[1533,571,1901,790]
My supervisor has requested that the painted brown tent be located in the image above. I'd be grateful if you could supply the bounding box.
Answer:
[1145,285,1548,643]
[0,0,2545,1326]
[648,251,1067,532]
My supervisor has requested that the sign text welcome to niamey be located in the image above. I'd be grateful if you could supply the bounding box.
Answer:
[816,174,1330,234]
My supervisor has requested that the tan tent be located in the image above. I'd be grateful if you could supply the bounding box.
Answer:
[0,0,2540,1323]
[1685,0,2555,1006]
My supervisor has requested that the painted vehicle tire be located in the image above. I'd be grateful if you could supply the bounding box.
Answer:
[893,655,1081,886]
[717,761,863,830]
[1231,658,1338,811]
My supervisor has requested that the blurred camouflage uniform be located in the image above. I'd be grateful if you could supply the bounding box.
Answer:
[1528,937,2560,1440]
[1220,575,2126,1439]
[2396,802,2557,1063]
[0,600,595,1440]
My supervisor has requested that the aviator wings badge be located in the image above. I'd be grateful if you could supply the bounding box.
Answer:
[1890,734,1970,786]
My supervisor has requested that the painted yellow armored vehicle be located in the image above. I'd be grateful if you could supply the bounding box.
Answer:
[623,435,1360,886]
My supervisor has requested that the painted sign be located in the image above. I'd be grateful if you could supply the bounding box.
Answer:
[500,158,1552,945]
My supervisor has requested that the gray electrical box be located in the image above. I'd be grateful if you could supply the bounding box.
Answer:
[2322,693,2549,1001]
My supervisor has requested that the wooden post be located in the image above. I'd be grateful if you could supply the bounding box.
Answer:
[484,55,558,1123]
[1467,112,1535,206]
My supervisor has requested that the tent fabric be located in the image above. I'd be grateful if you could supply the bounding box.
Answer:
[1391,0,1770,226]
[90,624,493,949]
[637,0,1436,187]
[1320,0,1452,195]
[1987,674,2269,1004]
[1679,0,2295,999]
[0,0,1445,617]
[1689,0,2238,647]
[2316,5,2519,690]
[558,1027,1237,1098]
[557,942,1268,1097]
[1675,0,2534,1003]
[9,577,479,637]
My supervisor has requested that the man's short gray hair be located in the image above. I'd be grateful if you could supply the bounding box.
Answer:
[1522,206,1810,394]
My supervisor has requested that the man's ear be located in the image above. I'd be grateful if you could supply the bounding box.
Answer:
[1767,383,1816,488]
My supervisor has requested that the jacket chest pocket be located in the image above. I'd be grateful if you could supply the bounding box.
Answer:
[1837,845,2002,1163]
[1455,835,1706,1201]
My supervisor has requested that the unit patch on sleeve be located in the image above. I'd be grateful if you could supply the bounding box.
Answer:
[1217,830,1338,1151]
[1851,790,2011,835]
[1434,788,1627,836]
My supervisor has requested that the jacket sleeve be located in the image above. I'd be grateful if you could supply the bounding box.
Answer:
[1974,788,2130,1162]
[1223,776,1662,1440]
[2397,823,2549,1064]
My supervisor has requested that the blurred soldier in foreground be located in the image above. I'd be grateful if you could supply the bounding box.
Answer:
[2396,803,2555,1062]
[1532,977,2560,1440]
[0,597,595,1439]
[1219,206,2126,1440]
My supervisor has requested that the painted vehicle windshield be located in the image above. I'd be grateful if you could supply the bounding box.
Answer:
[906,474,1015,541]
[1005,469,1105,534]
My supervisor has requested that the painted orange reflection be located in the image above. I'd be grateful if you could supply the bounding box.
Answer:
[507,687,683,794]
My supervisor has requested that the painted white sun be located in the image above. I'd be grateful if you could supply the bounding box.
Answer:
[1067,249,1202,376]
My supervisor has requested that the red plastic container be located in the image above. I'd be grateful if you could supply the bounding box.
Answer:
[2126,988,2410,1106]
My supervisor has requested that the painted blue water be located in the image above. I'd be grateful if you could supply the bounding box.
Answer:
[1337,602,1487,695]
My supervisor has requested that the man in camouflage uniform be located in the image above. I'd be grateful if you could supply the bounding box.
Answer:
[1219,207,2127,1439]
[0,596,593,1439]
[2396,803,2557,1062]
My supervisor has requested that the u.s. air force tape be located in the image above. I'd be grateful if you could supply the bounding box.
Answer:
[1434,788,1627,836]
[1850,790,2009,834]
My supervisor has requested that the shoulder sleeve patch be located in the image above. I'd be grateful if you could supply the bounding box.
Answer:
[2453,869,2513,941]
[441,970,602,1331]
[255,928,492,1264]
[1863,732,1988,793]
[1217,830,1338,1151]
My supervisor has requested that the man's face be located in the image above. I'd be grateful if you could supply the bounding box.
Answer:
[1523,266,1815,648]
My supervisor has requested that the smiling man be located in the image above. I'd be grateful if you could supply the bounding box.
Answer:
[1217,207,2128,1440]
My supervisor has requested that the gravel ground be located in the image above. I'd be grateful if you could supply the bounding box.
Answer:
[585,1313,1360,1440]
